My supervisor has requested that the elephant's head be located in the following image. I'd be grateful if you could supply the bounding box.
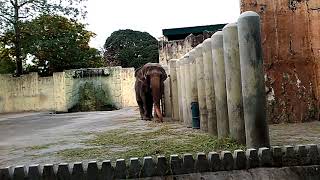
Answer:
[135,63,167,122]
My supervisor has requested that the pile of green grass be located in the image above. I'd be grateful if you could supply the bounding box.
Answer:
[57,125,244,162]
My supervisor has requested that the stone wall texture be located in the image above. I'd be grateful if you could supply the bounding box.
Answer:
[159,32,214,66]
[240,0,320,123]
[0,67,137,113]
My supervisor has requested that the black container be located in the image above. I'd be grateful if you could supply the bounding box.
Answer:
[191,102,200,129]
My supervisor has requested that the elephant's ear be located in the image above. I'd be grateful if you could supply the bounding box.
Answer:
[135,66,146,81]
[134,67,142,77]
[160,67,168,82]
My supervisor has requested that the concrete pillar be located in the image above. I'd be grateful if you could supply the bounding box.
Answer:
[176,59,184,122]
[178,58,188,124]
[238,11,270,148]
[53,72,67,113]
[202,38,218,136]
[183,54,192,127]
[222,23,246,144]
[195,44,208,132]
[189,49,200,129]
[162,65,172,118]
[211,31,229,138]
[169,59,179,121]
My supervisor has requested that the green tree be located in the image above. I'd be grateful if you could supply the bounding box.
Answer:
[0,41,15,74]
[104,29,159,69]
[21,15,102,75]
[0,0,87,76]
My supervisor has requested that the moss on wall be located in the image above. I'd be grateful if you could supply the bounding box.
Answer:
[68,82,118,112]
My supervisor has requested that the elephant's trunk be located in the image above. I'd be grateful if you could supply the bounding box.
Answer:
[150,76,163,122]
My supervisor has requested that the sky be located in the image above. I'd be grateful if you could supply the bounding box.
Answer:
[86,0,240,49]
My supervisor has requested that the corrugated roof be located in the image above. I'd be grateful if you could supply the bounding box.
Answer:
[162,24,227,37]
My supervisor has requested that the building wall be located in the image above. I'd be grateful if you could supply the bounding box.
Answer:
[159,32,214,65]
[240,0,320,123]
[0,67,137,113]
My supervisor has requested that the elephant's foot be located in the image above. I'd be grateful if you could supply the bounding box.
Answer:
[140,116,150,121]
[155,118,164,123]
[142,116,152,121]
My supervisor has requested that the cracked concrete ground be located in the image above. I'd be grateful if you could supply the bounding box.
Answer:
[0,107,319,168]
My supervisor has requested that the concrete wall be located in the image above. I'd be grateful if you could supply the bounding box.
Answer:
[0,67,137,113]
[0,73,57,113]
[159,32,214,66]
[240,0,320,123]
[120,68,137,107]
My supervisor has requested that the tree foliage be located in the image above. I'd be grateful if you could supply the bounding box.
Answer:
[0,42,15,74]
[0,0,87,75]
[21,15,102,75]
[0,15,103,75]
[104,29,159,69]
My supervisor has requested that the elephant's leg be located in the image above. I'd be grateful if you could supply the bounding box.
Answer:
[137,100,145,120]
[147,93,154,119]
[135,84,145,120]
[141,94,151,121]
[154,103,163,122]
[154,104,158,118]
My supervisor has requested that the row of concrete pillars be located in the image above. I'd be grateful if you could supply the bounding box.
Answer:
[168,11,270,149]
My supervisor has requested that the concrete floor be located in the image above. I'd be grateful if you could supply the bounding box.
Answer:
[0,108,319,168]
[0,108,144,167]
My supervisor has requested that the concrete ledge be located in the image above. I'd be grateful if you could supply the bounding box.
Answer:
[148,165,320,180]
[0,144,319,179]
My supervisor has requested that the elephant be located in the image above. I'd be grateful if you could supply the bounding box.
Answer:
[134,63,167,122]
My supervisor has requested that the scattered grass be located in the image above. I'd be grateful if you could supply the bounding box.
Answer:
[26,144,53,151]
[57,124,244,162]
[26,141,68,151]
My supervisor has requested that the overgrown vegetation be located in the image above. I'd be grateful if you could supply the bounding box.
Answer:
[68,82,118,112]
[103,29,159,69]
[57,125,244,162]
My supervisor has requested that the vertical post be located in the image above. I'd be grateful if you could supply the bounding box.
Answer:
[202,38,217,136]
[238,11,270,148]
[176,60,184,122]
[211,31,229,138]
[179,58,188,125]
[223,23,246,144]
[162,65,171,118]
[183,54,193,127]
[189,49,200,129]
[169,59,180,121]
[195,44,208,132]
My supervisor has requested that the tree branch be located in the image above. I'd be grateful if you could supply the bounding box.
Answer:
[10,0,15,7]
[18,0,35,8]
[0,14,14,24]
[18,15,29,19]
